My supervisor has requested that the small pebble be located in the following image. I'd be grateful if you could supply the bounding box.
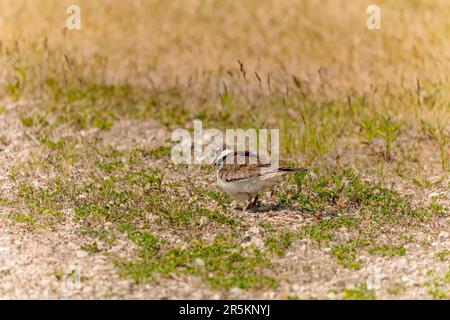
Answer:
[75,250,88,258]
[438,231,448,239]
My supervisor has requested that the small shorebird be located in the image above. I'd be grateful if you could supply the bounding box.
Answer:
[213,147,307,211]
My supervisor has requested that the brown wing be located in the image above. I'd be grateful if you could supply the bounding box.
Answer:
[218,152,270,181]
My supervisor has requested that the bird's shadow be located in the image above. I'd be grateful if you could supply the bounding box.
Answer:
[236,202,306,213]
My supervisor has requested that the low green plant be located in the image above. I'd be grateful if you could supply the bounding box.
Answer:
[343,283,376,300]
[368,244,406,257]
[360,115,402,161]
[6,65,27,99]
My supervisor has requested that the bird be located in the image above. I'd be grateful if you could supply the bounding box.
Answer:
[213,146,308,211]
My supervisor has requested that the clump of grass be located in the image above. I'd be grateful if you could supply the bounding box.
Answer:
[149,145,172,158]
[96,159,125,172]
[276,169,444,271]
[360,115,402,161]
[195,187,232,206]
[158,206,240,227]
[424,270,449,300]
[6,65,27,99]
[258,221,275,233]
[20,83,142,131]
[6,142,250,289]
[219,82,233,107]
[80,242,101,253]
[74,168,164,225]
[265,231,296,256]
[332,238,370,269]
[11,182,66,227]
[332,244,362,269]
[283,169,435,225]
[279,170,347,210]
[146,95,191,128]
[343,170,439,223]
[368,244,406,257]
[300,216,360,244]
[435,250,449,262]
[10,212,36,225]
[20,112,49,128]
[387,283,407,296]
[343,283,376,300]
[81,226,117,248]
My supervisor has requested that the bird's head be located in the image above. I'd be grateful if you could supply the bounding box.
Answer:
[213,144,233,167]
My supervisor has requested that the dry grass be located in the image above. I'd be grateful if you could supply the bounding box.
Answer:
[1,1,448,159]
[1,1,449,95]
[2,0,449,82]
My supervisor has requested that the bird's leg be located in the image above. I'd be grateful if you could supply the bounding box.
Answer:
[244,194,259,211]
[244,194,254,211]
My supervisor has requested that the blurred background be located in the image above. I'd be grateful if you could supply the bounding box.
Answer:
[2,0,449,85]
[0,0,448,174]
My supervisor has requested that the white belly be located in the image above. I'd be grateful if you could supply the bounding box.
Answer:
[217,173,284,201]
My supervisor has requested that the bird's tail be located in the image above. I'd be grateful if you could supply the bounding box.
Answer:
[260,167,309,183]
[278,167,309,173]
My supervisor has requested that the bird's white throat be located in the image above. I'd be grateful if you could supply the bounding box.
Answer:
[214,149,233,165]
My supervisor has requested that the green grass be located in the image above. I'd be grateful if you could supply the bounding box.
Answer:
[420,121,449,170]
[387,283,407,296]
[0,106,8,114]
[360,115,402,161]
[300,216,361,243]
[10,212,36,225]
[343,284,376,300]
[258,221,275,233]
[149,145,172,158]
[12,182,65,226]
[265,231,296,257]
[424,270,450,300]
[435,250,449,262]
[195,187,232,206]
[80,242,101,253]
[118,232,277,289]
[369,244,406,257]
[332,239,370,269]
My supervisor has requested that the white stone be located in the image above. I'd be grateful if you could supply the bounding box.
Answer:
[194,258,205,267]
[198,216,209,226]
[75,250,88,258]
[229,287,242,295]
[292,283,300,291]
[248,226,260,234]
